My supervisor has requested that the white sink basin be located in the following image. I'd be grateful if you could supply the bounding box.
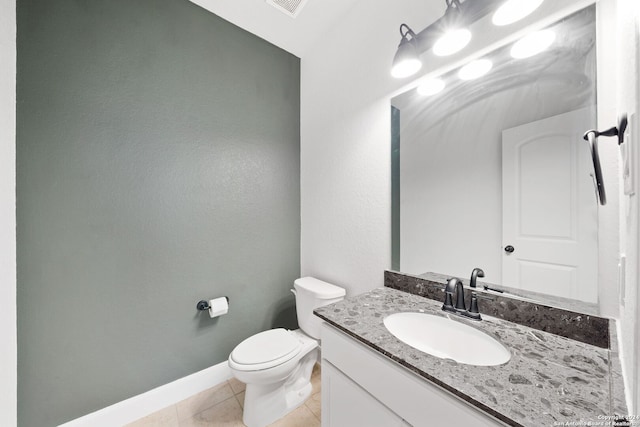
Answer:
[383,312,511,366]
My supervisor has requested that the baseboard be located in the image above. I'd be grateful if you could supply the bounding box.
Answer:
[58,361,232,427]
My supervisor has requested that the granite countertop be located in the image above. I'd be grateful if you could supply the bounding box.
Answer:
[314,287,623,427]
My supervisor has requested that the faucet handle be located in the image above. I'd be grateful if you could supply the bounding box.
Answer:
[467,292,482,320]
[469,292,479,313]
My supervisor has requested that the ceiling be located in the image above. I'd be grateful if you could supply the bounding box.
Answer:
[188,0,363,58]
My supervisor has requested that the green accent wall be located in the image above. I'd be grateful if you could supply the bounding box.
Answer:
[16,0,300,425]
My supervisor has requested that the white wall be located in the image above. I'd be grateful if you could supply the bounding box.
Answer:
[612,0,640,413]
[0,0,17,424]
[597,0,640,412]
[300,0,442,295]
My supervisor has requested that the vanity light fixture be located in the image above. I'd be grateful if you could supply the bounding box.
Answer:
[510,29,556,58]
[433,28,472,56]
[417,78,446,96]
[391,24,423,78]
[392,0,513,78]
[433,0,472,56]
[492,0,544,26]
[391,0,476,78]
[458,58,493,80]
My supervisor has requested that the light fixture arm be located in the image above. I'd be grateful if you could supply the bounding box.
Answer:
[397,23,419,51]
[399,23,417,40]
[445,0,463,12]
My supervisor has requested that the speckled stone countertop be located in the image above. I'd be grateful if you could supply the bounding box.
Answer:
[314,287,627,427]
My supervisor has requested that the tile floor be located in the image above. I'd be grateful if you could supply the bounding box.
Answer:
[126,364,321,427]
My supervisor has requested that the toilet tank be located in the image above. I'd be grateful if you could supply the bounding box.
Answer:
[293,277,345,339]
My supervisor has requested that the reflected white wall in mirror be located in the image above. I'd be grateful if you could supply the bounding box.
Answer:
[391,6,598,303]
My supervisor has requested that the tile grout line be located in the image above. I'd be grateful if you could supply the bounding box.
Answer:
[183,394,244,426]
[234,393,244,411]
[305,401,321,422]
[172,405,179,425]
[176,382,238,424]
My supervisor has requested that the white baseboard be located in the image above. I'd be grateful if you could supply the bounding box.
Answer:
[59,361,232,427]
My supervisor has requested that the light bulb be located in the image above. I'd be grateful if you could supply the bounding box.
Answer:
[510,30,556,59]
[433,29,472,56]
[391,59,423,78]
[458,59,493,80]
[391,39,423,78]
[417,79,446,96]
[493,0,544,26]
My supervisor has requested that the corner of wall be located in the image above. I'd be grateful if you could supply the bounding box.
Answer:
[300,0,443,296]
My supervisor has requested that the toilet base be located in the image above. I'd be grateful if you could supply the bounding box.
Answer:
[242,348,318,427]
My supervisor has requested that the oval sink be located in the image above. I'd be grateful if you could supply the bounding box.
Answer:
[383,312,511,366]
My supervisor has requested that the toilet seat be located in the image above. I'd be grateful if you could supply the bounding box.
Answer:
[229,328,301,371]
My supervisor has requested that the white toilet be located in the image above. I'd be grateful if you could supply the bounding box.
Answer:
[228,277,345,427]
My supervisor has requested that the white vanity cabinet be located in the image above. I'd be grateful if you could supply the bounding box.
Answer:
[322,362,410,427]
[320,323,507,427]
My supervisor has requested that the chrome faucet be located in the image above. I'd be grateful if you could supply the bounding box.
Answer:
[442,277,481,320]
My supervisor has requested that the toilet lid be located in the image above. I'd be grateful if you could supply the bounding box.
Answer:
[230,328,301,367]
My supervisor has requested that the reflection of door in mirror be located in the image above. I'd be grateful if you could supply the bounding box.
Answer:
[502,108,597,302]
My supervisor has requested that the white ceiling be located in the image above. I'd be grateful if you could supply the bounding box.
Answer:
[188,0,363,58]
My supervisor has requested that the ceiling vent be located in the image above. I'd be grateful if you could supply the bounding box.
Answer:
[265,0,310,18]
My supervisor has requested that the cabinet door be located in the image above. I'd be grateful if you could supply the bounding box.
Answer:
[322,361,406,427]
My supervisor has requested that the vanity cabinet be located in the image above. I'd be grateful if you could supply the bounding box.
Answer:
[320,323,506,427]
[322,362,409,427]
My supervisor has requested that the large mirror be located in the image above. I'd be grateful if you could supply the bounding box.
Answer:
[391,5,600,305]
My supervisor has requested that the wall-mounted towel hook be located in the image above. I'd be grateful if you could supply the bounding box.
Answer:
[583,114,628,146]
[583,130,606,205]
[582,113,628,206]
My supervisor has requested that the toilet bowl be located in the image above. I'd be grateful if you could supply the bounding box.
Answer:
[228,277,345,427]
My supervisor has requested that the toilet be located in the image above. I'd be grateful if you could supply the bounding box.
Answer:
[228,277,345,427]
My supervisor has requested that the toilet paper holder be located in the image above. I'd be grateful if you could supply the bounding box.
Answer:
[197,297,229,311]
